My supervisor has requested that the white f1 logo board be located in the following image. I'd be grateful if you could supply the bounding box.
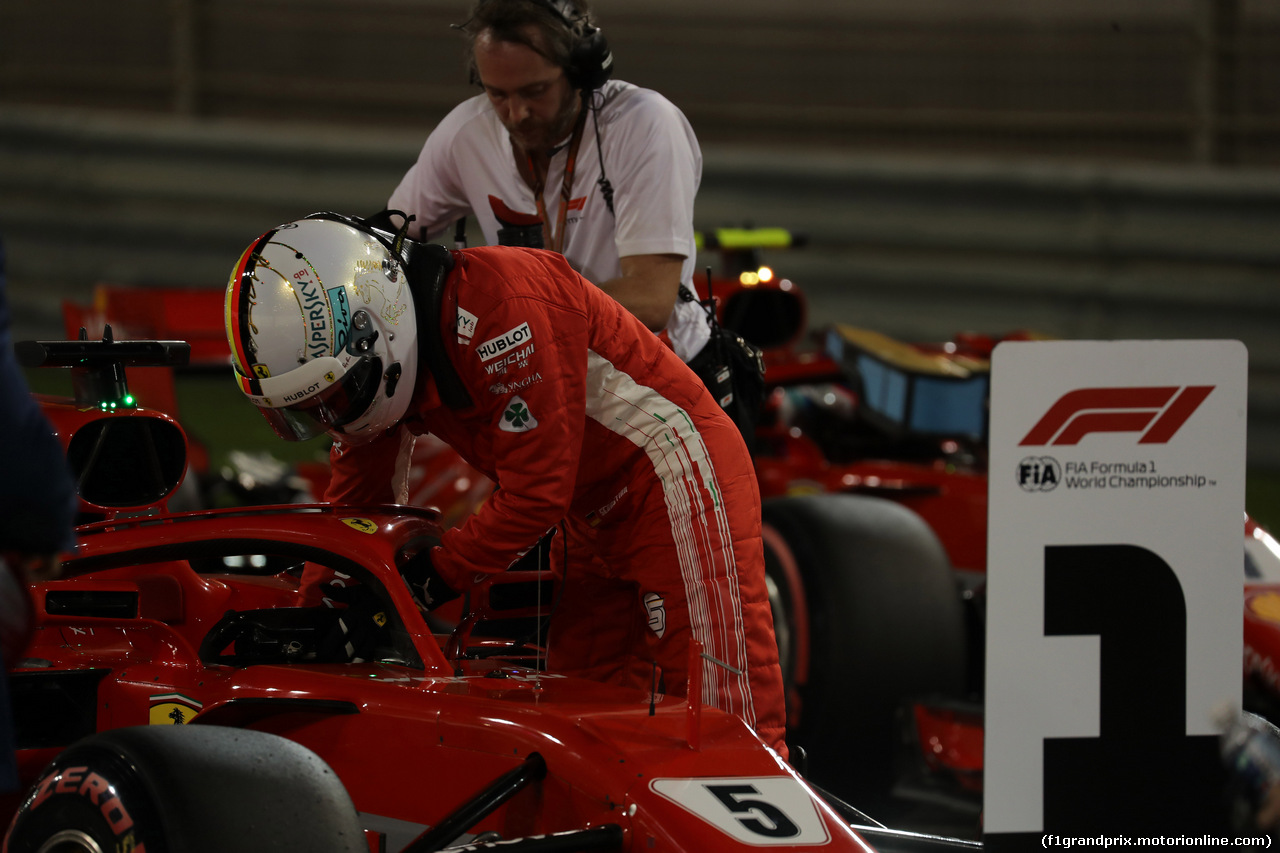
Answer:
[984,339,1246,849]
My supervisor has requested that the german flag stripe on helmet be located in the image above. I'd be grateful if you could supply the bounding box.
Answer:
[225,229,277,396]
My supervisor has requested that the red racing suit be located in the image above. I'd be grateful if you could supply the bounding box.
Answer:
[326,246,787,757]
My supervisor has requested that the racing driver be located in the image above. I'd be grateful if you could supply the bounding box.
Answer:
[222,212,788,757]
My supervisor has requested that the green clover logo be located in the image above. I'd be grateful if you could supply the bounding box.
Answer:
[500,396,539,433]
[504,402,531,428]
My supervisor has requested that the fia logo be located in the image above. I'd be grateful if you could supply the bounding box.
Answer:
[1017,455,1061,492]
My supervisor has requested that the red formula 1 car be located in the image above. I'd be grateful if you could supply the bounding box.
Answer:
[41,230,1280,839]
[3,334,989,852]
[49,238,975,814]
[50,230,1274,827]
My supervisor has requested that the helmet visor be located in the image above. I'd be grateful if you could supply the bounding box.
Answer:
[244,356,383,442]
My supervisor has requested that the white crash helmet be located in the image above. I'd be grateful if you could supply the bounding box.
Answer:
[224,213,419,445]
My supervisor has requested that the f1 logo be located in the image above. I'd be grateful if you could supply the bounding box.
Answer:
[1019,386,1213,446]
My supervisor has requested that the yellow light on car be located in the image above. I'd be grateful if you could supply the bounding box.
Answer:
[758,266,774,283]
[739,271,760,286]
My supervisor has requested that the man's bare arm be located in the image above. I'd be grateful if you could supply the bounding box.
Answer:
[596,253,684,332]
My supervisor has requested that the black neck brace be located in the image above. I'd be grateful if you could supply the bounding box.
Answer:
[406,243,473,411]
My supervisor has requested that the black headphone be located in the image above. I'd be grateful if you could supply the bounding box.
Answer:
[463,0,613,92]
[538,0,613,92]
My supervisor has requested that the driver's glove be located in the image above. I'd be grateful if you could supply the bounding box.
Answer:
[400,547,460,612]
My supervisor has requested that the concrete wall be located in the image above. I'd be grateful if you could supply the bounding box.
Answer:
[3,0,1279,162]
[2,1,1278,465]
[2,104,1278,468]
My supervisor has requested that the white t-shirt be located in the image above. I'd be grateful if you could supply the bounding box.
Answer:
[388,80,710,361]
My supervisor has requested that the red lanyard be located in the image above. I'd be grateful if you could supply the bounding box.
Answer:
[526,105,589,254]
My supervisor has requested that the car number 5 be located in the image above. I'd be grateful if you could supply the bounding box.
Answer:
[706,784,800,838]
[649,777,830,846]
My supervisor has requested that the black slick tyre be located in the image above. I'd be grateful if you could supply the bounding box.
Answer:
[3,725,366,853]
[761,493,968,805]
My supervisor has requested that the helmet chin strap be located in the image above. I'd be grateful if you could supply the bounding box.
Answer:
[389,211,414,258]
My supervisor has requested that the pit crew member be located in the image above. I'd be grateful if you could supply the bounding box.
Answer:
[387,1,768,439]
